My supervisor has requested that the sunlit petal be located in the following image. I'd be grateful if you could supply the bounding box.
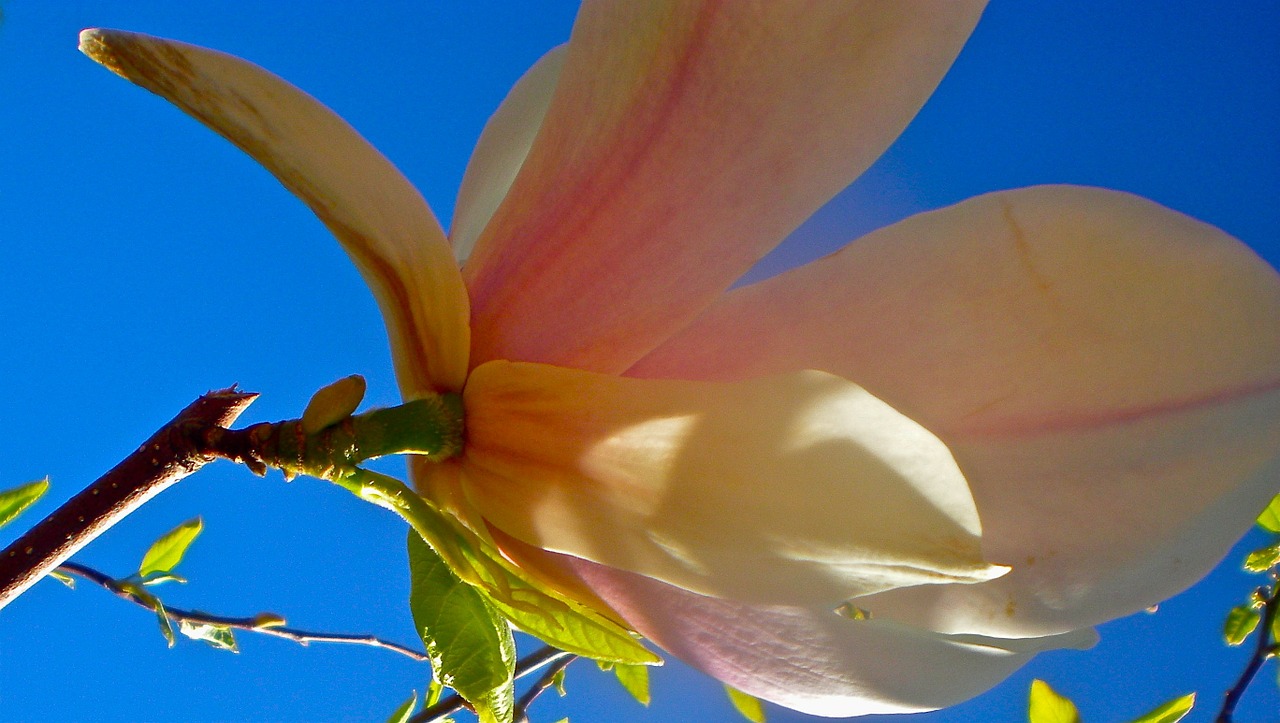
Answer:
[632,185,1280,635]
[80,29,470,394]
[460,360,1006,607]
[533,546,1097,717]
[464,1,987,373]
[450,46,565,263]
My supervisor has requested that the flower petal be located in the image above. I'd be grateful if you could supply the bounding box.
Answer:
[463,1,987,373]
[450,46,566,263]
[460,360,1006,607]
[80,29,470,394]
[631,185,1280,636]
[521,544,1097,717]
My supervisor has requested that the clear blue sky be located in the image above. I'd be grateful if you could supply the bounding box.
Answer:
[1,3,1277,721]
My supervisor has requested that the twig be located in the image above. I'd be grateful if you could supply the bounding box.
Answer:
[514,650,577,723]
[0,388,257,610]
[55,561,429,661]
[1217,577,1280,722]
[411,646,576,723]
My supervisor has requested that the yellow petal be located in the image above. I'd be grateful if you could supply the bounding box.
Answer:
[632,185,1280,636]
[450,45,566,263]
[463,1,987,373]
[80,29,470,394]
[461,361,1006,607]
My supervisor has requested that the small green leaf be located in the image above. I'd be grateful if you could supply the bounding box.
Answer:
[155,601,176,648]
[1127,692,1195,723]
[612,663,650,706]
[48,570,75,589]
[178,620,238,652]
[1028,680,1080,723]
[140,572,187,587]
[550,667,568,696]
[408,531,515,723]
[1224,604,1261,646]
[384,691,418,723]
[425,679,445,708]
[1245,543,1280,573]
[1257,493,1280,533]
[725,686,766,723]
[116,580,174,647]
[138,517,203,577]
[0,478,49,530]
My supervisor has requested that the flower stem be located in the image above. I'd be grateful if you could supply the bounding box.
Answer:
[204,392,464,480]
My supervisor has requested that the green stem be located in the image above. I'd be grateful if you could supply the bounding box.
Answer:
[206,393,464,479]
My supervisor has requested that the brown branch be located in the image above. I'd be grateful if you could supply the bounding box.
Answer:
[56,561,429,661]
[514,650,577,723]
[1217,577,1280,722]
[411,646,576,723]
[0,388,257,611]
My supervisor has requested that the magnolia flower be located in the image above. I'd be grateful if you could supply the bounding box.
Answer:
[80,2,1280,718]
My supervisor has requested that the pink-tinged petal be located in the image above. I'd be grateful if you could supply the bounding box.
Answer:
[80,29,470,395]
[450,46,566,263]
[460,360,1006,607]
[632,185,1280,636]
[518,542,1097,717]
[463,1,987,373]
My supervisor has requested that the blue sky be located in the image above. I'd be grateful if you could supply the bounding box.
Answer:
[1,3,1277,722]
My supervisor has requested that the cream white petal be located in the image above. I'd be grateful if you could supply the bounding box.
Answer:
[460,360,1006,608]
[450,46,566,264]
[80,29,470,394]
[632,185,1280,636]
[547,547,1097,717]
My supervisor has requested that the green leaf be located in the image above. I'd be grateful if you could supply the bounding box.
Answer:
[116,580,174,648]
[1224,604,1261,646]
[425,679,445,708]
[1257,493,1280,533]
[336,467,659,665]
[612,663,651,706]
[1244,543,1280,573]
[140,572,187,587]
[408,530,515,723]
[550,667,568,696]
[384,691,418,723]
[494,586,658,667]
[155,601,176,648]
[177,620,239,652]
[1028,680,1080,723]
[0,478,49,530]
[725,686,766,723]
[1127,692,1195,723]
[48,569,75,589]
[138,517,203,577]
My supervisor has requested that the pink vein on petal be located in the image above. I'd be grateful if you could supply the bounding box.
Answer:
[952,376,1280,440]
[467,4,728,370]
